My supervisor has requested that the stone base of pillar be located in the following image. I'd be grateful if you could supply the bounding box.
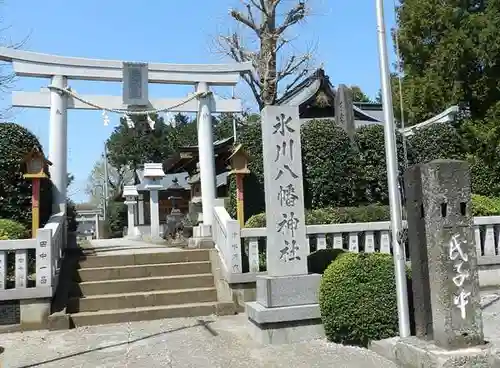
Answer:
[246,302,324,345]
[245,274,324,345]
[369,337,499,368]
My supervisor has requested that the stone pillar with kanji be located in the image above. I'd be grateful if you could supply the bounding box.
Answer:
[245,105,323,345]
[405,160,483,349]
[370,160,494,368]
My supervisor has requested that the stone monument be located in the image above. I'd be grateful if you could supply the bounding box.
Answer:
[334,84,355,139]
[246,105,323,345]
[371,160,500,367]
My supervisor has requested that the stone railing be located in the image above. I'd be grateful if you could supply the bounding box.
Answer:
[222,215,500,283]
[0,211,66,300]
[212,205,243,279]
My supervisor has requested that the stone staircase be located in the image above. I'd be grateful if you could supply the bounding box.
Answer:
[67,249,234,327]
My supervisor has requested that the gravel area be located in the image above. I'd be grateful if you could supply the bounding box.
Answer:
[1,314,397,368]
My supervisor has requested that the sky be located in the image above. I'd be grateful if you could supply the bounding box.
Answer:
[0,0,398,203]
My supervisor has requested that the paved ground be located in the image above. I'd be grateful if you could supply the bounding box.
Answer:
[3,292,500,367]
[1,314,397,368]
[481,289,500,345]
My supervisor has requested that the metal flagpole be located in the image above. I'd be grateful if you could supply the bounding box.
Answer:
[375,0,411,337]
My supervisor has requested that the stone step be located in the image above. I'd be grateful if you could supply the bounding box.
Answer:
[78,249,210,269]
[71,273,215,296]
[70,302,236,327]
[68,287,218,313]
[76,261,212,282]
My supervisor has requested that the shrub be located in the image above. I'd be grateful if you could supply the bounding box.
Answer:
[105,200,127,238]
[355,124,408,205]
[408,123,466,165]
[471,194,500,216]
[245,212,266,228]
[66,199,78,232]
[469,156,500,197]
[330,204,391,223]
[319,252,409,347]
[306,208,338,225]
[0,123,53,230]
[302,120,363,208]
[307,248,345,274]
[0,219,28,239]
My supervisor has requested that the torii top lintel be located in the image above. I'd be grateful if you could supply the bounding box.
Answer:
[0,47,254,86]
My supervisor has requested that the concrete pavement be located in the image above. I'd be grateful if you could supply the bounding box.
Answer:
[1,314,397,368]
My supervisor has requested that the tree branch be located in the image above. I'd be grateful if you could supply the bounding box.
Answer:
[229,8,260,35]
[248,0,266,14]
[276,1,307,35]
[269,0,284,14]
[278,53,311,82]
[283,68,309,94]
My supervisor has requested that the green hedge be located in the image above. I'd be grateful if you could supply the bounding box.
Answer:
[469,155,500,197]
[355,124,408,205]
[302,120,363,208]
[319,252,412,347]
[244,205,391,228]
[234,121,471,220]
[0,219,28,240]
[471,194,500,216]
[245,195,500,228]
[408,123,466,165]
[0,123,53,230]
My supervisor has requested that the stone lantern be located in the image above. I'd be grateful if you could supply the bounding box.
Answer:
[165,177,185,240]
[143,163,165,239]
[122,185,139,238]
[21,147,52,237]
[188,163,203,225]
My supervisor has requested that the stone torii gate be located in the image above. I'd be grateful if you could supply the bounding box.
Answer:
[0,47,252,232]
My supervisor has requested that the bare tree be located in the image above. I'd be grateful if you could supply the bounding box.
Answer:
[217,0,315,109]
[85,158,134,206]
[0,1,30,119]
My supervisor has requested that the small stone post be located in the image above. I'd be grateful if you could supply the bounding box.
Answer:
[123,185,139,239]
[369,160,492,367]
[405,160,483,350]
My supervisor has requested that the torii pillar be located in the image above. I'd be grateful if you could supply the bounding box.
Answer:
[48,75,68,214]
[196,82,217,235]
